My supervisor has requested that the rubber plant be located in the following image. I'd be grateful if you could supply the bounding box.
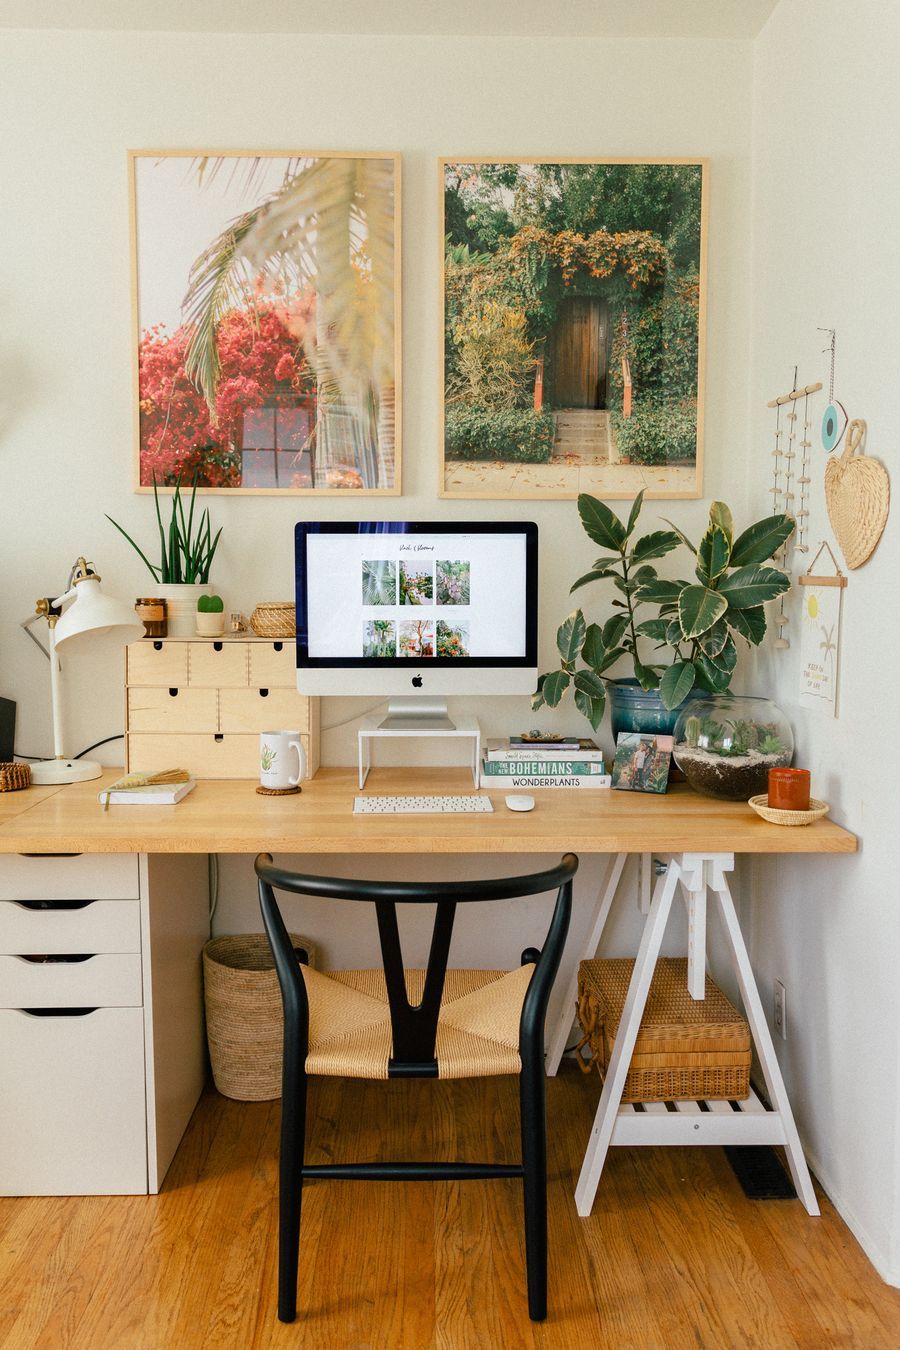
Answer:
[533,492,793,732]
[106,473,223,584]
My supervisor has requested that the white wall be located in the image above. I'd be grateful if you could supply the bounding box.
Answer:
[749,0,900,1282]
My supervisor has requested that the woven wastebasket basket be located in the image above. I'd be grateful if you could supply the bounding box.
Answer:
[203,933,317,1101]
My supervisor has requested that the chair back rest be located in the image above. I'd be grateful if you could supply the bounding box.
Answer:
[256,854,578,1076]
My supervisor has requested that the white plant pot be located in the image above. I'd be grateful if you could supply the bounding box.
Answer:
[157,583,213,638]
[195,611,226,637]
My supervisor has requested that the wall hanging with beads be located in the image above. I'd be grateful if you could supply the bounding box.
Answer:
[766,377,822,648]
[798,541,846,717]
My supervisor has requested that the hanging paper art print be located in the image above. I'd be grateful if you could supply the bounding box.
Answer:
[798,543,846,716]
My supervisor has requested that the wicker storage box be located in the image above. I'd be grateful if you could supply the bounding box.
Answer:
[203,933,317,1101]
[249,602,295,638]
[576,957,751,1102]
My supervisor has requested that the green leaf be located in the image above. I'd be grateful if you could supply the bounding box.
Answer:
[632,658,660,691]
[631,530,682,563]
[570,568,615,594]
[708,501,734,543]
[541,670,571,707]
[577,494,626,552]
[531,677,546,713]
[624,490,645,540]
[594,645,627,674]
[635,618,671,641]
[661,517,697,554]
[631,564,659,584]
[693,654,733,693]
[574,688,606,731]
[718,566,790,609]
[574,670,607,699]
[696,525,731,582]
[634,579,685,605]
[659,660,697,710]
[698,619,729,658]
[678,585,728,639]
[592,557,622,570]
[666,619,683,645]
[602,614,629,649]
[727,605,767,645]
[581,623,606,671]
[105,515,161,582]
[557,611,587,664]
[704,633,737,675]
[730,514,795,567]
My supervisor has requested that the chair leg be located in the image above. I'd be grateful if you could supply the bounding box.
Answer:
[519,1055,548,1321]
[277,1058,307,1323]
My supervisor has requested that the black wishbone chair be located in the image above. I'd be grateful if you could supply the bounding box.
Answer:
[255,851,578,1324]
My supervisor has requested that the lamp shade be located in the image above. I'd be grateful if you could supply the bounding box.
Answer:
[53,576,144,648]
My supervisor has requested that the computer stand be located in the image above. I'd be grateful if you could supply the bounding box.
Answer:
[358,705,482,789]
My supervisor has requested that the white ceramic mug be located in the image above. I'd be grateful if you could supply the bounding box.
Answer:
[259,731,306,789]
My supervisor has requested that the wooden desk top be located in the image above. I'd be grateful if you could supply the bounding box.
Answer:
[0,769,858,857]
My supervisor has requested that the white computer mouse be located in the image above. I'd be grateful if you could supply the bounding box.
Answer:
[505,794,535,812]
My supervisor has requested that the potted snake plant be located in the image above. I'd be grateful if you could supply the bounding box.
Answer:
[533,492,793,735]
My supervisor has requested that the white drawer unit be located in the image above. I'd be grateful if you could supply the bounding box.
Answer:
[125,637,319,779]
[0,853,209,1197]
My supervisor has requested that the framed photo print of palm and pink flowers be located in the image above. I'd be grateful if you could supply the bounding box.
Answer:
[130,150,401,494]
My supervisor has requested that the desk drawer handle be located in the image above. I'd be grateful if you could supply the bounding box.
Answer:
[259,688,269,698]
[273,642,283,652]
[18,954,94,964]
[153,641,164,651]
[15,900,93,912]
[214,734,224,743]
[213,641,223,652]
[19,853,83,859]
[169,688,179,698]
[20,1007,98,1018]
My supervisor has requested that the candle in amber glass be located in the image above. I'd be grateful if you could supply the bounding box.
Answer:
[768,768,810,811]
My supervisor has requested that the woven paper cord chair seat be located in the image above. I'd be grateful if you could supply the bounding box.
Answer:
[301,964,534,1079]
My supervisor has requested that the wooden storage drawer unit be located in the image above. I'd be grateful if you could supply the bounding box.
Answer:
[0,898,141,955]
[188,642,249,688]
[0,953,143,1009]
[0,854,139,902]
[126,641,189,688]
[249,640,295,689]
[125,637,319,779]
[0,1007,148,1195]
[128,687,218,734]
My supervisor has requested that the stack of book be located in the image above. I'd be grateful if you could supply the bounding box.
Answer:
[480,736,610,789]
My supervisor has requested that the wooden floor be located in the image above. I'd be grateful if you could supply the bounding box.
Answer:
[2,1066,899,1350]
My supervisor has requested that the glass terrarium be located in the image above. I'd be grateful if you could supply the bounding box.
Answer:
[672,695,793,801]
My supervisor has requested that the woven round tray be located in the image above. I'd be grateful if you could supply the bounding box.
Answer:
[0,762,30,792]
[203,932,317,1101]
[748,794,829,826]
[250,602,295,638]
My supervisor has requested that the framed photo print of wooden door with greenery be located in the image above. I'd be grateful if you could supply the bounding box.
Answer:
[440,158,707,500]
[130,150,401,494]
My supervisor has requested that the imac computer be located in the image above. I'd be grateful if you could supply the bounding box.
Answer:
[294,521,538,729]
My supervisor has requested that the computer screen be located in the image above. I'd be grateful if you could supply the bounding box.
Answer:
[294,521,538,700]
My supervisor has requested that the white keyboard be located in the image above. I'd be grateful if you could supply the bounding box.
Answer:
[353,794,494,815]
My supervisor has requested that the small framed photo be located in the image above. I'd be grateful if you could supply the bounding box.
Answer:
[611,733,673,794]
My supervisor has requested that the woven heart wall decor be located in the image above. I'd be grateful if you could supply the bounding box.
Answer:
[825,419,890,569]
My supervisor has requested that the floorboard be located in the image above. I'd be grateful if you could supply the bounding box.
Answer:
[1,1067,899,1350]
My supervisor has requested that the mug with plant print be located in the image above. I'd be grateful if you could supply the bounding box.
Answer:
[259,731,305,790]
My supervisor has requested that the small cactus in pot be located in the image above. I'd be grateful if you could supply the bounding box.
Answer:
[196,593,225,637]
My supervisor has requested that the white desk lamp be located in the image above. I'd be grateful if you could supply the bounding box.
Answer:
[23,558,144,784]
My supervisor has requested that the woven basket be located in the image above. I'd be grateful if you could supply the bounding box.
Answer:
[576,957,750,1102]
[748,794,829,826]
[203,932,317,1101]
[825,418,890,569]
[250,602,296,638]
[0,762,30,792]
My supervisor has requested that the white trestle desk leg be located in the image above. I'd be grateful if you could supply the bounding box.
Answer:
[545,853,627,1076]
[679,859,708,1000]
[707,861,820,1216]
[574,857,683,1215]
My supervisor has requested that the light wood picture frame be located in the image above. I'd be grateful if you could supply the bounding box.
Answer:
[440,157,707,500]
[129,150,401,495]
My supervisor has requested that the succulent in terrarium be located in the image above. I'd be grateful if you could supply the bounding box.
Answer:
[673,696,793,800]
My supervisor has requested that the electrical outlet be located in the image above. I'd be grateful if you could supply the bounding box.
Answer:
[774,980,787,1040]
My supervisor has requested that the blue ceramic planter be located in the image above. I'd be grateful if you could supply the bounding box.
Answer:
[607,678,702,741]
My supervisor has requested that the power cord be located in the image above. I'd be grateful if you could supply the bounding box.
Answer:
[14,733,124,762]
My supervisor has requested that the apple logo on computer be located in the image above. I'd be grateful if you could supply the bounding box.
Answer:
[411,675,423,688]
